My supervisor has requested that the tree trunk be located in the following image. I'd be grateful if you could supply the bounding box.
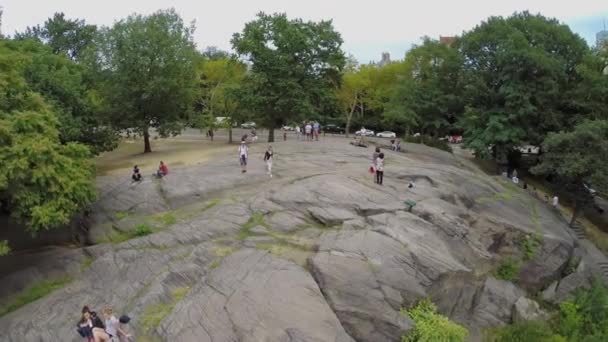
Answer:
[569,199,580,227]
[345,117,351,138]
[268,127,275,142]
[143,126,152,153]
[228,126,233,144]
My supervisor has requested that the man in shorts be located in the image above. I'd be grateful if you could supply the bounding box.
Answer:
[313,121,320,141]
[305,122,312,141]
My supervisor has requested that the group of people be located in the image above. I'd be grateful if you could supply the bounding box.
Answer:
[77,306,131,342]
[390,139,402,152]
[238,140,274,177]
[130,161,169,182]
[295,121,321,141]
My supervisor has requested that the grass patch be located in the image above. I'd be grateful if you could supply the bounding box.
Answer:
[238,212,267,240]
[209,258,222,269]
[202,198,221,212]
[140,286,190,334]
[494,257,520,281]
[134,223,153,236]
[0,277,72,317]
[475,192,514,204]
[115,211,129,220]
[211,245,235,257]
[521,234,543,261]
[154,212,177,226]
[80,256,94,271]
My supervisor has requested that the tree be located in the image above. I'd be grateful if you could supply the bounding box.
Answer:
[336,69,369,137]
[96,9,198,153]
[458,12,589,165]
[0,41,96,235]
[195,57,246,143]
[231,12,345,142]
[16,12,97,61]
[385,39,463,137]
[531,120,608,226]
[201,46,231,60]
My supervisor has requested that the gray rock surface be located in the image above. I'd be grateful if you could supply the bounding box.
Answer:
[512,297,547,323]
[159,249,354,342]
[0,137,586,342]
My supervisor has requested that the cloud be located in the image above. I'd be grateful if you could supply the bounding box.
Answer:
[2,0,607,63]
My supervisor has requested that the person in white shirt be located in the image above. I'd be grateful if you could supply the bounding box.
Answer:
[102,308,129,342]
[305,123,312,141]
[264,145,274,178]
[238,141,249,173]
[375,153,384,185]
[552,195,559,208]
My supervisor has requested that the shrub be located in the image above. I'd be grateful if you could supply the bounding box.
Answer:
[487,320,564,342]
[0,240,10,256]
[403,135,453,153]
[494,257,520,281]
[521,234,543,260]
[402,298,468,342]
[0,277,72,316]
[134,223,152,236]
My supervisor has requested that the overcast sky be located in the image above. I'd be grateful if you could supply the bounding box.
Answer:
[2,0,607,63]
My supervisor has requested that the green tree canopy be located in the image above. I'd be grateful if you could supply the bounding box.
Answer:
[231,12,345,142]
[95,9,198,152]
[531,120,608,225]
[0,39,96,238]
[15,12,97,61]
[458,12,589,160]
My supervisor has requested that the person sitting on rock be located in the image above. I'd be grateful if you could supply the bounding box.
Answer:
[103,307,130,342]
[156,161,169,178]
[131,165,142,182]
[77,306,94,342]
[90,310,110,342]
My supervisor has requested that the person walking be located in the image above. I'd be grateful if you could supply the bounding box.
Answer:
[313,121,320,141]
[295,125,301,140]
[376,153,385,185]
[371,147,380,181]
[305,122,312,142]
[238,140,249,173]
[264,145,274,178]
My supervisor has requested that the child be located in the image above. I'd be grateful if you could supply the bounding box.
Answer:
[118,315,132,342]
[376,153,385,185]
[264,145,274,178]
[156,161,168,178]
[238,140,249,173]
[131,165,142,182]
[103,307,130,342]
[371,147,380,179]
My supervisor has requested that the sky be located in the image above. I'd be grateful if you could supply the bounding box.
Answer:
[1,0,607,63]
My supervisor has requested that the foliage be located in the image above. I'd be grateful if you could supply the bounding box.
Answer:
[232,12,345,141]
[134,223,153,237]
[386,38,464,137]
[521,234,543,260]
[531,120,608,225]
[0,277,72,317]
[16,12,97,61]
[487,320,564,342]
[402,298,468,342]
[0,110,96,231]
[489,282,608,342]
[140,287,190,333]
[403,135,453,153]
[95,9,198,152]
[458,12,590,161]
[0,240,10,256]
[80,255,94,271]
[494,257,520,281]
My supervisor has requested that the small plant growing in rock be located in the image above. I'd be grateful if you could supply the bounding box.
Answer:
[495,257,520,281]
[521,234,543,260]
[401,298,468,342]
[134,223,152,237]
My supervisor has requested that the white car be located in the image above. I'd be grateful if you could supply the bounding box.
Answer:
[355,130,375,137]
[376,131,396,138]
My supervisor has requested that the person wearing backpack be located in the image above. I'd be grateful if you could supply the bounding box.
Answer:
[264,145,274,178]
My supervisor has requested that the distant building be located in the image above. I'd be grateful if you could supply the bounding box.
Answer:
[377,52,391,67]
[597,30,608,49]
[439,36,456,46]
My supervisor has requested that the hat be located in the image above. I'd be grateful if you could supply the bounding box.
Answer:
[119,315,131,324]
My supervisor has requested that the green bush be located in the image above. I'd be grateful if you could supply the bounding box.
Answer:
[487,320,564,342]
[402,298,468,342]
[521,234,543,260]
[134,223,153,236]
[0,240,10,256]
[403,135,453,153]
[494,257,520,281]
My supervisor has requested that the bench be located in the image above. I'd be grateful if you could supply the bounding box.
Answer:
[404,200,417,212]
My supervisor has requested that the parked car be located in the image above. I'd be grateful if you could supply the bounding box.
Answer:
[324,124,345,134]
[241,121,256,129]
[376,131,397,138]
[355,129,375,137]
